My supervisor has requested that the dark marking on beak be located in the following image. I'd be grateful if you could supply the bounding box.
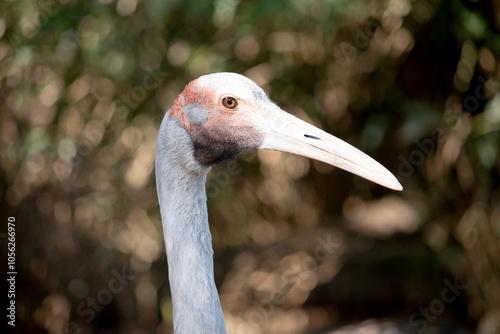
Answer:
[304,134,321,140]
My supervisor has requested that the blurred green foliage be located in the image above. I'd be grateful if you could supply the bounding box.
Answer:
[1,0,499,333]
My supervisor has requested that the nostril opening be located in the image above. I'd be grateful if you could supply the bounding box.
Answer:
[304,134,321,140]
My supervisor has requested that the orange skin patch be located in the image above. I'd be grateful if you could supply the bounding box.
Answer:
[169,79,200,132]
[168,79,265,165]
[169,79,257,133]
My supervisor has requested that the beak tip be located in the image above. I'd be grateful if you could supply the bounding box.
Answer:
[388,178,404,191]
[393,184,404,191]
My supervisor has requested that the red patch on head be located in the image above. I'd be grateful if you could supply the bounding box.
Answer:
[169,79,213,132]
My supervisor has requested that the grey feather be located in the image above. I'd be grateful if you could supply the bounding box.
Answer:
[185,103,209,126]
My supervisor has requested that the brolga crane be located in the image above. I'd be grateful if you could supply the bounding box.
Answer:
[155,72,402,333]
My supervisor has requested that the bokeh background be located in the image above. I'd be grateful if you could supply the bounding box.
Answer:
[1,0,500,333]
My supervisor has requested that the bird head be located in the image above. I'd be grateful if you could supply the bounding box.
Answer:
[169,72,402,191]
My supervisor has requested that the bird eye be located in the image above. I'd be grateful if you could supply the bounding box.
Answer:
[221,96,238,110]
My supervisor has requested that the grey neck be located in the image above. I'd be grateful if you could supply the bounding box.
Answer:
[155,114,227,334]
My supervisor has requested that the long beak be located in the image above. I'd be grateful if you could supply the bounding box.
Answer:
[258,108,403,191]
